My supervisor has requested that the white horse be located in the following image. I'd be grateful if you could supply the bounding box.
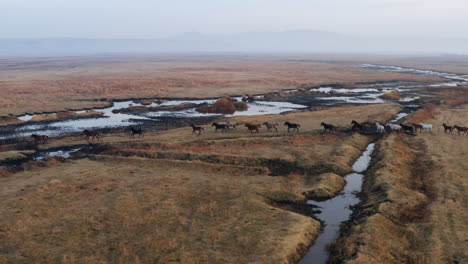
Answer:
[386,123,401,133]
[223,121,239,129]
[376,122,386,134]
[419,123,433,133]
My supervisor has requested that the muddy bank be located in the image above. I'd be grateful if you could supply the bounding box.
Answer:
[327,135,436,264]
[299,142,376,264]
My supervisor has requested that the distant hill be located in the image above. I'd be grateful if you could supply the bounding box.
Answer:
[1,30,468,56]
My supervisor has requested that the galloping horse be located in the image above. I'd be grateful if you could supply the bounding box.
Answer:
[375,122,385,134]
[284,122,300,132]
[245,123,261,133]
[263,122,278,132]
[190,124,204,135]
[351,120,363,132]
[386,123,401,133]
[212,122,227,133]
[320,122,335,133]
[419,123,433,133]
[31,134,49,144]
[453,125,468,135]
[400,124,414,135]
[82,130,100,141]
[411,123,423,133]
[130,126,144,138]
[224,122,239,129]
[442,123,453,134]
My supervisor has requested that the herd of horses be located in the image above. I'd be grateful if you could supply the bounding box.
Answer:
[190,120,467,137]
[28,120,467,145]
[192,121,302,135]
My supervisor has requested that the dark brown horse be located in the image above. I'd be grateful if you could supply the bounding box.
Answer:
[82,129,100,141]
[212,122,227,132]
[321,122,336,133]
[263,122,278,132]
[442,123,453,134]
[399,124,414,135]
[245,123,261,133]
[453,125,468,135]
[190,124,204,135]
[284,122,300,132]
[130,126,144,138]
[351,120,363,132]
[412,123,423,133]
[31,134,49,144]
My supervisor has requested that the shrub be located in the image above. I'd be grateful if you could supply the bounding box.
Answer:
[196,97,248,114]
[234,102,248,111]
[379,90,401,100]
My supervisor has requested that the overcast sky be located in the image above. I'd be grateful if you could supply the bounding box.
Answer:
[2,0,467,39]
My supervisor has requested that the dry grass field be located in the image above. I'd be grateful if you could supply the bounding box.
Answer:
[0,103,401,263]
[328,102,468,264]
[0,56,441,116]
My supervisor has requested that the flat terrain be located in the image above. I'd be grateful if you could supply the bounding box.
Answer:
[0,56,442,115]
[0,103,400,263]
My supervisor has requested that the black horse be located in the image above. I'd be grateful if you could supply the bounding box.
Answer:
[82,130,100,141]
[130,126,144,138]
[212,122,227,132]
[399,124,414,135]
[321,122,336,133]
[284,122,300,132]
[351,120,363,132]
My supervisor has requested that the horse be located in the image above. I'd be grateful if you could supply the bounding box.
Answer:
[442,123,453,134]
[386,123,401,133]
[400,124,414,135]
[284,122,300,132]
[453,125,468,135]
[263,122,278,132]
[82,130,100,141]
[31,134,49,144]
[351,120,363,132]
[245,123,261,133]
[212,122,227,132]
[412,123,423,133]
[130,126,144,138]
[190,124,204,135]
[419,123,433,133]
[375,122,385,134]
[223,122,239,129]
[320,122,335,133]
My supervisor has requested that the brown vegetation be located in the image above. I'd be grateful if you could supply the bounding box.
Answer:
[0,56,442,116]
[329,103,468,264]
[379,90,401,100]
[196,98,248,114]
[0,103,402,263]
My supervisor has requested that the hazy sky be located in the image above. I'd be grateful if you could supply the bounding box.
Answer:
[2,0,467,38]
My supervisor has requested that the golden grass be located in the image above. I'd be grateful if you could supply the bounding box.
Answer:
[379,90,400,100]
[0,103,402,263]
[329,103,468,264]
[0,56,442,116]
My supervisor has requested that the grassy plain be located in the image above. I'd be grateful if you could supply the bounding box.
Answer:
[0,56,442,116]
[0,103,401,263]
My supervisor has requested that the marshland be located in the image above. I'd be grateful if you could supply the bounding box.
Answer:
[1,54,467,264]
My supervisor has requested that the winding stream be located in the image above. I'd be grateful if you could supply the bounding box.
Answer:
[299,143,375,264]
[3,63,466,141]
